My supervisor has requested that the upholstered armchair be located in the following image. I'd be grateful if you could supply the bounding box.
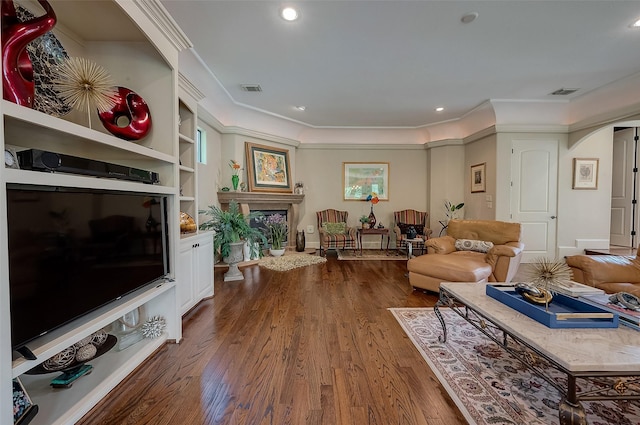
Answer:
[393,209,433,256]
[316,209,357,256]
[407,219,524,293]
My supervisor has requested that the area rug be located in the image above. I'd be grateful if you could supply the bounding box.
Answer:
[258,253,326,271]
[390,307,640,425]
[337,249,406,261]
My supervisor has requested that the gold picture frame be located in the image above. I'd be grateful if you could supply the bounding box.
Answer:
[470,162,486,193]
[572,158,599,190]
[245,142,292,193]
[343,162,389,201]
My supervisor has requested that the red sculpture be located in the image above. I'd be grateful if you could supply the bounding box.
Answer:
[98,86,152,141]
[2,0,56,107]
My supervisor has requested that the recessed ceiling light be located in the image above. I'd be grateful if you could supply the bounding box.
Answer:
[295,105,306,111]
[630,18,640,28]
[435,107,444,112]
[461,12,478,24]
[281,7,299,21]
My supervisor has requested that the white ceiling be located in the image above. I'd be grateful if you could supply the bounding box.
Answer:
[159,0,640,129]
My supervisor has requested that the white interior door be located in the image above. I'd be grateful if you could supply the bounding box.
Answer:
[510,139,558,262]
[610,128,635,247]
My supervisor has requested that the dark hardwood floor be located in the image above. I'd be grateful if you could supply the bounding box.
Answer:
[77,253,466,425]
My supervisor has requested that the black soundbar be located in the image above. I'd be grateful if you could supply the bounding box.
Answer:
[17,149,160,184]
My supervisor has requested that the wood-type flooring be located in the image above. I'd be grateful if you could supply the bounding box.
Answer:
[76,252,466,425]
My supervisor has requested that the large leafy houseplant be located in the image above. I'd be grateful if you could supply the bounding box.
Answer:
[199,200,266,259]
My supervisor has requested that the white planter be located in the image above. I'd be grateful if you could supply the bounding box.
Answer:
[270,248,285,257]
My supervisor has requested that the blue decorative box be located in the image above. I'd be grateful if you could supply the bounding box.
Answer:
[486,285,619,329]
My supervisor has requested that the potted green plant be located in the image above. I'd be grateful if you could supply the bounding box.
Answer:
[444,200,464,221]
[359,215,370,229]
[199,200,266,281]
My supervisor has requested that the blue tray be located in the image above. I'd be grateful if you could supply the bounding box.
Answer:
[486,285,619,328]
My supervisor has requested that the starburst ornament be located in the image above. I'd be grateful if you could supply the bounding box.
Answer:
[53,57,118,126]
[142,316,166,339]
[525,257,573,310]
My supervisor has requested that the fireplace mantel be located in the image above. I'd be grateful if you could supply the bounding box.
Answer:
[217,192,305,246]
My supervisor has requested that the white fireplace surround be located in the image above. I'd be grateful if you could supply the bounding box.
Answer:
[217,192,305,247]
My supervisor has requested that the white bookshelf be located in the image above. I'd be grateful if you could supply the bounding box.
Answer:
[0,1,192,424]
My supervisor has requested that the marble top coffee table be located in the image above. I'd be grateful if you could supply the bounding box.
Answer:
[434,282,640,425]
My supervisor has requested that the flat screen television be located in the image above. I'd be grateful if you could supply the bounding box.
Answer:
[6,184,170,353]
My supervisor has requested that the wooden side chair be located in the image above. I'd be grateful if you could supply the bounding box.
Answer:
[316,209,357,256]
[393,209,432,256]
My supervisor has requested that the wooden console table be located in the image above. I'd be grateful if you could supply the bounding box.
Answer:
[357,228,390,256]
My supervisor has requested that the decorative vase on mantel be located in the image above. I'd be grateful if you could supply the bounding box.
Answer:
[368,205,377,229]
[231,175,239,191]
[223,241,245,281]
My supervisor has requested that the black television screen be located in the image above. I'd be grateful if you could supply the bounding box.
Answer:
[7,185,170,351]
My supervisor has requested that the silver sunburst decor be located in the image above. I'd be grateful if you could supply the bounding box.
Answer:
[53,57,118,126]
[142,316,166,339]
[525,257,573,310]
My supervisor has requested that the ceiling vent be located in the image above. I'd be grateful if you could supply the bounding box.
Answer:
[240,84,262,92]
[550,88,579,96]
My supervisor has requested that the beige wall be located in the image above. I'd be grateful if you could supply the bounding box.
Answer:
[464,134,497,220]
[295,145,428,249]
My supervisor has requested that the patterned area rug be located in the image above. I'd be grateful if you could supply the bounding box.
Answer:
[259,253,327,271]
[390,308,640,425]
[337,249,406,261]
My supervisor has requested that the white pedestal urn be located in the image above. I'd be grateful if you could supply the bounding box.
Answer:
[270,248,286,257]
[224,241,246,281]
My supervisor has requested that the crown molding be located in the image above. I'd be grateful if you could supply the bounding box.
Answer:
[221,126,300,148]
[424,139,464,149]
[178,73,205,101]
[297,143,427,150]
[133,0,192,51]
[494,124,569,134]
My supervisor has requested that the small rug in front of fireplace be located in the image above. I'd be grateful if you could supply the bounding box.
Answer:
[259,253,326,271]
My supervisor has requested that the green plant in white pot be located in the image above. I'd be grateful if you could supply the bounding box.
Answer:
[259,213,288,256]
[199,201,266,281]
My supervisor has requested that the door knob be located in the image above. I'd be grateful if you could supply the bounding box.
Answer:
[551,216,556,219]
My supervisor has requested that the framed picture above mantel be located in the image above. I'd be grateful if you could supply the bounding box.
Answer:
[245,142,292,193]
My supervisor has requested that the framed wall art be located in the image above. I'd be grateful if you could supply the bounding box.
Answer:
[343,162,389,201]
[245,142,292,193]
[572,158,599,190]
[470,162,486,193]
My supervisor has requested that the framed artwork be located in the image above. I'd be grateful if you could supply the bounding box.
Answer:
[343,162,389,201]
[13,377,38,425]
[572,158,599,190]
[470,163,486,193]
[245,142,292,193]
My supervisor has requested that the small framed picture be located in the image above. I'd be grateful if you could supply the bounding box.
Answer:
[470,163,486,193]
[572,158,599,190]
[13,378,38,425]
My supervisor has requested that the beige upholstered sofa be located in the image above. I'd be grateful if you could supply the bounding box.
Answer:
[407,219,524,292]
[565,248,640,297]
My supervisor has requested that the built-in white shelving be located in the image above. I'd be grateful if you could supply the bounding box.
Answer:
[0,1,192,424]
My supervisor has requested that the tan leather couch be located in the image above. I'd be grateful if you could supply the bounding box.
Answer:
[407,219,524,292]
[565,248,640,297]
